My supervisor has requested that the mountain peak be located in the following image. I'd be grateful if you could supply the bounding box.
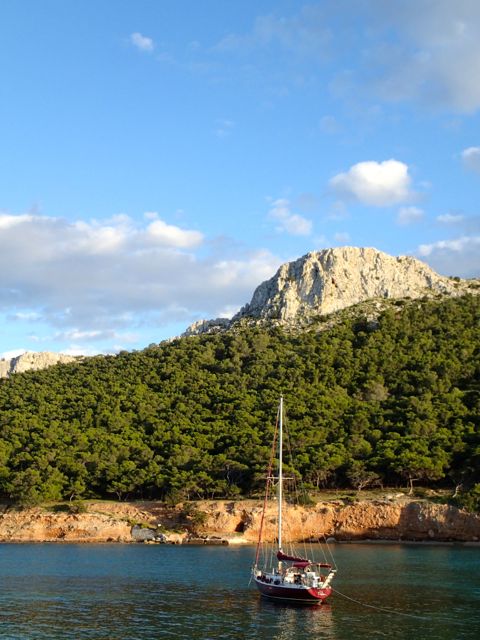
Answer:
[184,246,479,336]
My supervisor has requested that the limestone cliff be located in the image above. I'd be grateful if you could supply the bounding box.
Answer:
[0,351,80,378]
[1,499,478,543]
[197,499,480,543]
[234,247,467,322]
[184,247,479,336]
[182,317,230,338]
[0,502,135,542]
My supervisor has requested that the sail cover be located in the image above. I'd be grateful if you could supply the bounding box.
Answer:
[276,550,332,568]
[276,550,310,563]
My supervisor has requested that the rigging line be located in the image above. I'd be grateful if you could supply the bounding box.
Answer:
[254,404,280,567]
[332,587,431,620]
[283,410,332,565]
[283,411,309,559]
[322,535,338,572]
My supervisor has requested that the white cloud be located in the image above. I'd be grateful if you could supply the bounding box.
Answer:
[209,255,276,296]
[461,146,480,173]
[62,346,100,357]
[0,211,282,347]
[0,213,35,229]
[146,219,203,248]
[437,213,465,224]
[52,329,140,356]
[13,311,42,321]
[268,198,312,235]
[397,206,424,226]
[61,329,105,341]
[130,32,155,53]
[330,159,412,206]
[1,349,26,360]
[418,236,476,257]
[211,3,480,113]
[72,219,130,254]
[215,304,242,319]
[365,2,480,113]
[417,235,480,277]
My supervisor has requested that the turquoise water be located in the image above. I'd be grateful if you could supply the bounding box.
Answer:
[0,543,478,639]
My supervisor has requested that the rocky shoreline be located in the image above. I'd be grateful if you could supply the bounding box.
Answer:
[0,496,479,545]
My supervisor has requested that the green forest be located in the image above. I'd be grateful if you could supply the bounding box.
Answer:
[0,295,479,508]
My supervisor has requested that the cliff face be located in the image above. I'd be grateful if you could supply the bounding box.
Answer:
[234,247,464,322]
[184,247,478,336]
[0,503,134,542]
[0,351,80,378]
[199,499,480,543]
[1,499,478,543]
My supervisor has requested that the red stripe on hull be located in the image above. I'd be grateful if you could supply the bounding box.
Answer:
[254,577,331,604]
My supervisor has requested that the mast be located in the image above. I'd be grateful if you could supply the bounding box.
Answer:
[278,395,283,551]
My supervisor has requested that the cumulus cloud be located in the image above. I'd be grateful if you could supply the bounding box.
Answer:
[0,212,281,349]
[130,32,155,53]
[0,213,36,229]
[397,206,424,225]
[417,235,480,277]
[461,146,480,173]
[330,159,412,206]
[268,199,312,236]
[146,219,203,248]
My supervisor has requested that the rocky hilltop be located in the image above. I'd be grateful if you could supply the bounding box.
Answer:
[0,351,80,378]
[184,246,479,336]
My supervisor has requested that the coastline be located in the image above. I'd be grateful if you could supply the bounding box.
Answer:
[1,497,479,545]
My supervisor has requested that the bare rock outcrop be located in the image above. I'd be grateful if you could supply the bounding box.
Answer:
[184,247,479,336]
[234,247,465,322]
[0,504,133,542]
[1,499,478,543]
[0,351,80,378]
[182,318,230,337]
[196,499,480,543]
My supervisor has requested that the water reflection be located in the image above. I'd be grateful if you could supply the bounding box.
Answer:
[254,600,335,640]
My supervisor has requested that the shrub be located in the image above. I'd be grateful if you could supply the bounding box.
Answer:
[181,502,208,531]
[453,484,480,513]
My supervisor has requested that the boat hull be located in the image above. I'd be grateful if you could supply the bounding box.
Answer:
[254,577,331,605]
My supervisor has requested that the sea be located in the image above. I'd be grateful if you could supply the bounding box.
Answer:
[0,542,478,639]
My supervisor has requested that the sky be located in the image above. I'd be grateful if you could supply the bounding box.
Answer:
[1,0,480,358]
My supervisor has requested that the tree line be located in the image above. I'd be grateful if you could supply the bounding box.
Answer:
[0,295,478,508]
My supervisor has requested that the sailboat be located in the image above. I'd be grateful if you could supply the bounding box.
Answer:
[252,396,337,604]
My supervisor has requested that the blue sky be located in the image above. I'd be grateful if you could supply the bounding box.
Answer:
[1,0,480,357]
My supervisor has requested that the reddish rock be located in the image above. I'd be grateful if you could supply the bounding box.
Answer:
[0,498,478,544]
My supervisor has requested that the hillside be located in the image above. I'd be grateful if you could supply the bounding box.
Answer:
[0,294,478,507]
